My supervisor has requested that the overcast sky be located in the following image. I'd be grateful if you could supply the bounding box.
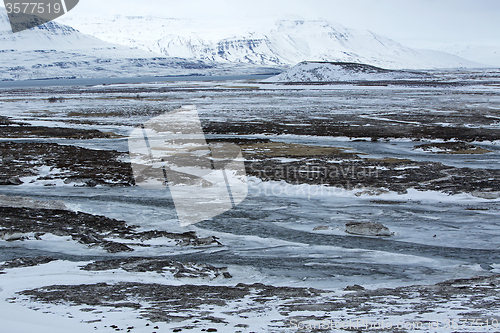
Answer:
[73,0,499,47]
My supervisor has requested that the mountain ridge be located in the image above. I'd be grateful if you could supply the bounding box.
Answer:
[438,43,500,67]
[0,11,276,80]
[58,15,485,70]
[265,61,426,82]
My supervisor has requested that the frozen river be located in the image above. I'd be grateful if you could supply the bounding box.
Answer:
[1,181,499,291]
[0,75,499,292]
[0,73,276,88]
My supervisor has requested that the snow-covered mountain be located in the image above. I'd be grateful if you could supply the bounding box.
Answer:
[266,61,426,82]
[0,11,271,80]
[0,11,126,52]
[438,44,500,67]
[59,15,483,70]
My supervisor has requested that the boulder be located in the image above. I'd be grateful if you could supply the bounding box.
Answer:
[345,221,392,236]
[471,191,500,200]
[0,177,23,185]
[313,225,329,231]
[0,232,24,241]
[344,284,366,291]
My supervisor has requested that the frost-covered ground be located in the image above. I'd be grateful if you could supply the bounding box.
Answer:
[0,71,500,331]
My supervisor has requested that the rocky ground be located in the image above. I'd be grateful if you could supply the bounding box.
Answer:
[1,80,500,331]
[3,256,500,332]
[0,206,222,252]
[242,141,500,196]
[0,141,134,186]
[203,111,500,142]
[1,135,498,196]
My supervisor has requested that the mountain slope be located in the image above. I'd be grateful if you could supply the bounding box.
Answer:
[0,11,271,80]
[266,61,426,82]
[59,15,483,70]
[438,43,500,67]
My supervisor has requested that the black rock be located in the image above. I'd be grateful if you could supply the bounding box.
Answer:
[0,177,23,185]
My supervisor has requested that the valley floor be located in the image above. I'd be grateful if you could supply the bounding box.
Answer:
[0,72,500,332]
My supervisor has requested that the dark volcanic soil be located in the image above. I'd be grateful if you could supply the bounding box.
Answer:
[203,117,500,142]
[0,142,134,186]
[0,256,56,271]
[1,139,498,195]
[13,273,500,331]
[81,257,231,279]
[0,206,222,252]
[242,142,500,195]
[414,141,493,154]
[1,82,500,331]
[0,117,120,139]
[0,125,119,139]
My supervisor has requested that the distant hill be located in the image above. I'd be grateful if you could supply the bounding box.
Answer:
[438,43,500,67]
[265,61,426,82]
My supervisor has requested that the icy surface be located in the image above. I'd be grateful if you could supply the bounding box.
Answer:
[0,76,499,331]
[0,195,66,210]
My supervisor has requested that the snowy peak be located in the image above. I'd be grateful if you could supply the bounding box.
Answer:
[0,9,277,81]
[263,19,416,66]
[0,10,11,31]
[1,10,76,35]
[57,15,483,69]
[0,10,107,51]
